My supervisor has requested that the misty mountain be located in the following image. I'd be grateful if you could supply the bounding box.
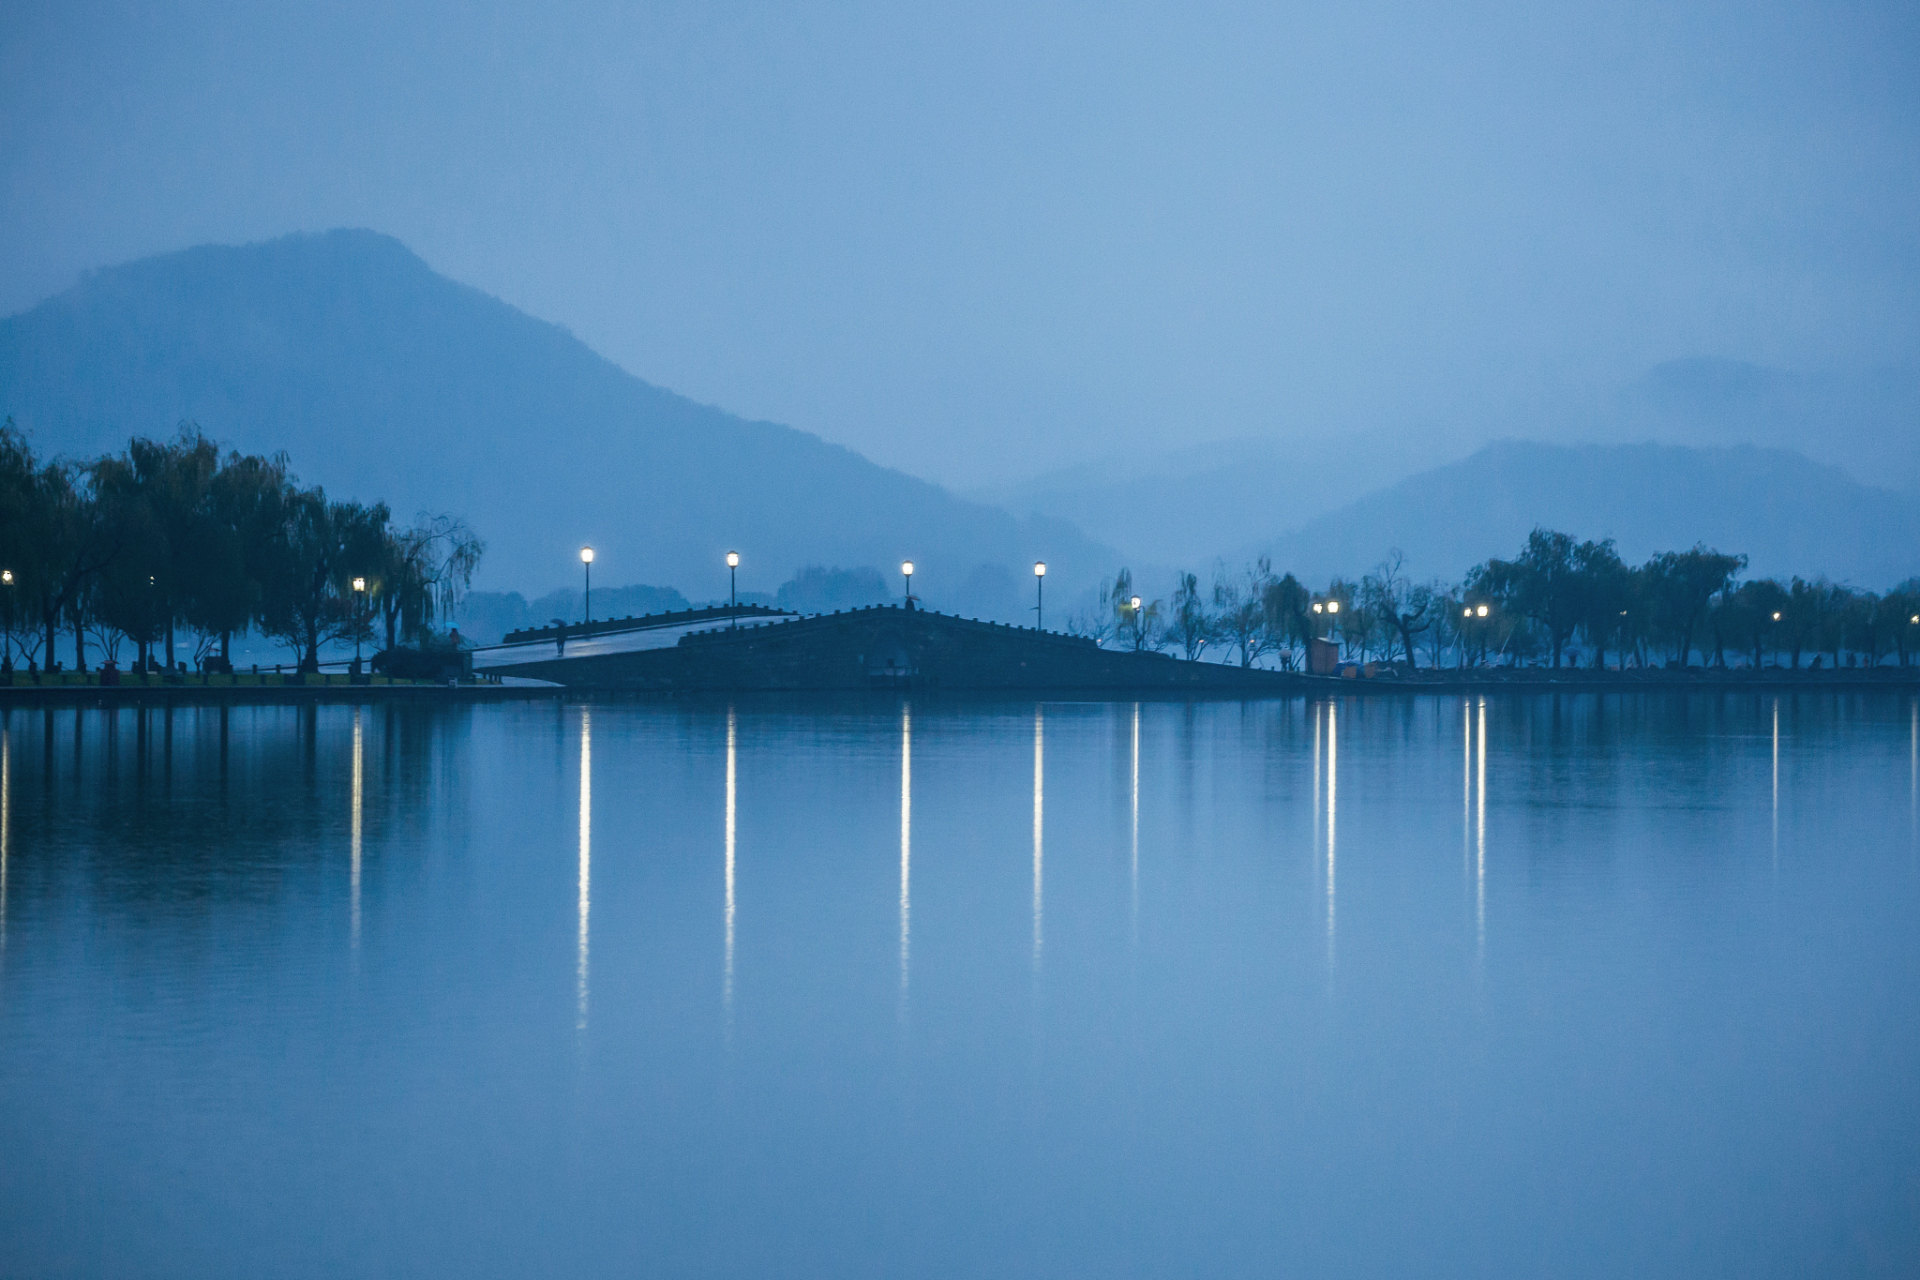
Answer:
[1616,358,1920,493]
[0,230,1110,613]
[972,430,1466,568]
[978,356,1920,571]
[1238,440,1920,589]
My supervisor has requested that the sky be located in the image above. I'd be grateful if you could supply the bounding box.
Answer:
[2,0,1916,488]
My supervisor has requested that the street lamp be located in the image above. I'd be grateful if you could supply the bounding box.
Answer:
[352,577,367,666]
[580,547,595,625]
[727,551,740,626]
[1476,604,1489,618]
[1033,561,1046,630]
[1130,595,1143,648]
[1,568,11,671]
[902,560,914,607]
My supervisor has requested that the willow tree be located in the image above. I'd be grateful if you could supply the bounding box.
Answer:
[372,514,485,651]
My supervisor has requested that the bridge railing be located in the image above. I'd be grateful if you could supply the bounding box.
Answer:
[498,604,795,647]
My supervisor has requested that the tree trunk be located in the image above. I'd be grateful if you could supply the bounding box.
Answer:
[166,618,175,670]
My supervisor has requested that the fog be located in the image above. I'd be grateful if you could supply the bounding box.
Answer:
[4,0,1915,492]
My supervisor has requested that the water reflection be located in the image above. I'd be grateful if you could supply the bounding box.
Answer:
[1330,701,1339,952]
[1130,702,1140,938]
[1772,697,1781,869]
[578,706,592,1031]
[724,705,737,1014]
[351,708,364,949]
[3,696,1917,1278]
[1,718,9,953]
[1032,705,1044,970]
[1462,701,1472,883]
[1476,699,1487,956]
[899,704,912,999]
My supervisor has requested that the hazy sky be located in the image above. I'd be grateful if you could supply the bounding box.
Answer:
[3,0,1916,486]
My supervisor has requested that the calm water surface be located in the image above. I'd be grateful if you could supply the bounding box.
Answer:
[1,693,1917,1278]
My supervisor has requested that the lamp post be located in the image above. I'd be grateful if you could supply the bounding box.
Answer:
[1,568,11,671]
[352,577,367,667]
[580,547,595,626]
[902,560,914,609]
[1033,561,1046,630]
[1130,595,1143,649]
[1312,597,1341,656]
[728,551,740,627]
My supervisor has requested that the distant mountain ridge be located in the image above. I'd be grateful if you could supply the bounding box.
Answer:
[0,230,1111,611]
[1243,440,1920,588]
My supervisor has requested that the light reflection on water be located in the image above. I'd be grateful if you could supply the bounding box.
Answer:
[578,705,591,1032]
[899,703,911,1002]
[0,693,1918,1279]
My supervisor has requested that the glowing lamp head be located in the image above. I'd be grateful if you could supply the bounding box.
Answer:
[901,560,914,577]
[1312,602,1323,614]
[580,546,594,564]
[352,577,366,593]
[726,551,740,568]
[1911,614,1919,625]
[1476,604,1489,617]
[1463,607,1472,618]
[1130,596,1142,611]
[1,569,11,584]
[1327,600,1340,614]
[1034,561,1046,577]
[1772,611,1781,621]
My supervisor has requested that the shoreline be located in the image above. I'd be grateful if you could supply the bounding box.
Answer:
[3,665,1915,707]
[0,676,564,707]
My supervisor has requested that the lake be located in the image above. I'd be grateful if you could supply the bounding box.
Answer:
[1,693,1916,1278]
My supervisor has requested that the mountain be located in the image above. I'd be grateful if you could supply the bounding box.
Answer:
[1239,440,1920,589]
[978,356,1920,572]
[1616,358,1920,494]
[0,230,1109,613]
[971,430,1465,568]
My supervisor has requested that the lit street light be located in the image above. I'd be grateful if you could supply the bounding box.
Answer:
[1476,604,1489,617]
[352,577,367,667]
[902,560,914,608]
[1130,595,1143,649]
[580,547,595,625]
[1,568,11,671]
[1033,561,1046,630]
[728,551,740,627]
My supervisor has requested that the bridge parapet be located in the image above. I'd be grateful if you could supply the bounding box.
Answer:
[500,603,793,647]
